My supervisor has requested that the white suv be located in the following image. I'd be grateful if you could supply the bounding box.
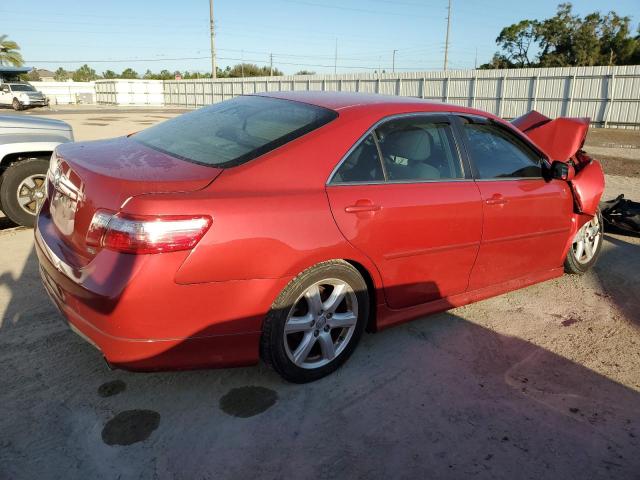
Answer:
[0,82,49,111]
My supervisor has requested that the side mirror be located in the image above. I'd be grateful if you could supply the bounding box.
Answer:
[550,161,575,181]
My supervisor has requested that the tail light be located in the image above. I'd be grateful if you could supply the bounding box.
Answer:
[86,210,212,254]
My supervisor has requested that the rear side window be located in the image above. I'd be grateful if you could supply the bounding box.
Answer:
[134,96,337,167]
[330,116,463,184]
[462,122,542,179]
[376,118,463,181]
[331,133,384,183]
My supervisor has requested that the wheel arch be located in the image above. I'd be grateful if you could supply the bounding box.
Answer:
[343,258,379,332]
[0,150,53,167]
[263,256,382,334]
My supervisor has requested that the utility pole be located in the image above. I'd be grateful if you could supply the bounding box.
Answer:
[334,38,338,75]
[241,50,245,77]
[443,0,451,71]
[209,0,217,79]
[269,53,273,76]
[392,49,397,73]
[474,47,478,69]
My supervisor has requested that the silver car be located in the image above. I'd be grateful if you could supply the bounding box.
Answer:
[0,115,73,227]
[0,82,49,111]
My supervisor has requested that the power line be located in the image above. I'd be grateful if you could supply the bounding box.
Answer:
[24,54,448,72]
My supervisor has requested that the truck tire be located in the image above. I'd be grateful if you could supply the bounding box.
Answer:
[0,158,49,227]
[12,98,22,111]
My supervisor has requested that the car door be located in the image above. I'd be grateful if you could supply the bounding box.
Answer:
[0,84,11,105]
[455,116,574,290]
[326,114,483,309]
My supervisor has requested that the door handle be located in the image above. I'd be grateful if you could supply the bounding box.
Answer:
[485,194,508,206]
[345,201,381,213]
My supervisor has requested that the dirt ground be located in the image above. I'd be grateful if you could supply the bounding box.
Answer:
[0,106,639,479]
[584,128,640,177]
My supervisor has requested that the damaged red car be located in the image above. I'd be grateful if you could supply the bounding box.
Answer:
[35,92,605,383]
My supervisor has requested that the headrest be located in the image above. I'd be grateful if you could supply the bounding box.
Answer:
[381,128,431,161]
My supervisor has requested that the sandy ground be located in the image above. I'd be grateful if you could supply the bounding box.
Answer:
[0,107,639,479]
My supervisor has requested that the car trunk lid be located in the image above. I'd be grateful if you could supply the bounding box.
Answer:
[41,136,222,266]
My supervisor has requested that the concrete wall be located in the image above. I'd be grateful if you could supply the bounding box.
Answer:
[94,79,164,106]
[29,81,95,105]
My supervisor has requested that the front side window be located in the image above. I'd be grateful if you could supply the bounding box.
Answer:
[134,95,337,167]
[462,122,542,179]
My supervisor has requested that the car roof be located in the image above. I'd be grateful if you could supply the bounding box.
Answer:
[257,90,451,111]
[255,90,496,122]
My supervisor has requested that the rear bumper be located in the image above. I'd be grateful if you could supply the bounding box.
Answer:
[35,222,290,371]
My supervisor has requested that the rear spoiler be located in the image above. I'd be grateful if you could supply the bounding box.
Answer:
[511,111,590,163]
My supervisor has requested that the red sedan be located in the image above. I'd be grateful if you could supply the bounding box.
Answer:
[35,92,605,383]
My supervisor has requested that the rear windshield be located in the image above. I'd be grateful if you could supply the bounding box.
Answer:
[133,95,337,167]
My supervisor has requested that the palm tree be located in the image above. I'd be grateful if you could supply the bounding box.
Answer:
[0,35,24,66]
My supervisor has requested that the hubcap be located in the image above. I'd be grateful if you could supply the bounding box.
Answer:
[17,174,47,216]
[572,215,601,264]
[283,279,358,369]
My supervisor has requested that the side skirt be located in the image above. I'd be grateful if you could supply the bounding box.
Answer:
[376,267,564,331]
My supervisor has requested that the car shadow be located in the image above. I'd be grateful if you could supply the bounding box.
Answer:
[0,239,638,479]
[594,233,640,328]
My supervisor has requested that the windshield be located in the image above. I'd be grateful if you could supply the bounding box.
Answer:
[133,95,337,167]
[9,84,36,92]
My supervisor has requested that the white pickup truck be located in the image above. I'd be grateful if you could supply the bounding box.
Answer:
[0,115,73,227]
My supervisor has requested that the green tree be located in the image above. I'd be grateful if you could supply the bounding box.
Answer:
[295,70,316,75]
[54,67,69,81]
[225,63,282,77]
[72,64,98,82]
[0,35,23,66]
[25,69,41,81]
[120,68,139,79]
[482,3,640,69]
[495,20,538,67]
[102,70,118,79]
[158,70,173,80]
[479,53,514,69]
[143,69,156,79]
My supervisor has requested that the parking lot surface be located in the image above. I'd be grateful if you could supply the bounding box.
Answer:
[0,107,639,479]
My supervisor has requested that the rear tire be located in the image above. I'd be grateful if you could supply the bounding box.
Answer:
[12,98,22,111]
[0,158,49,228]
[261,260,369,383]
[564,209,603,274]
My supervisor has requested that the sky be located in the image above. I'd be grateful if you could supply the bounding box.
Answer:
[4,0,640,76]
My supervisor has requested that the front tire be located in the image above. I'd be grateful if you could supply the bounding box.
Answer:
[0,158,49,227]
[12,98,22,111]
[261,260,369,383]
[564,210,603,274]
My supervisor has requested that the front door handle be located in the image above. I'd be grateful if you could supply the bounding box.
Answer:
[485,194,508,206]
[345,200,381,213]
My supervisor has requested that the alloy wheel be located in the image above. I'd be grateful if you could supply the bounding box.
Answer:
[283,279,358,369]
[572,215,602,264]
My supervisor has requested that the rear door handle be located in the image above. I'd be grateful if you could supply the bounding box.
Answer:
[345,201,381,213]
[485,194,508,206]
